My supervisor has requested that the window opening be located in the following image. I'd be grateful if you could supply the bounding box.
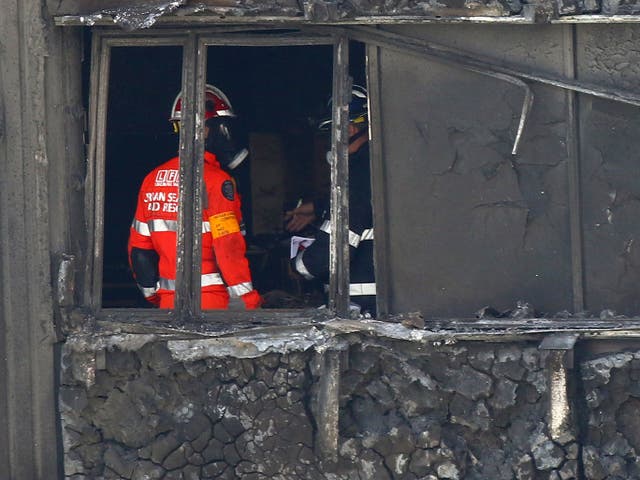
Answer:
[94,32,369,320]
[102,44,183,308]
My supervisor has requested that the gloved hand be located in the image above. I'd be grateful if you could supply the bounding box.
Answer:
[137,283,160,307]
[241,290,262,310]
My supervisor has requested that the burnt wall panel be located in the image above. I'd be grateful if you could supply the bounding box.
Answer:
[46,0,513,20]
[62,335,576,479]
[580,346,640,479]
[376,25,573,317]
[576,24,640,316]
[1,0,61,478]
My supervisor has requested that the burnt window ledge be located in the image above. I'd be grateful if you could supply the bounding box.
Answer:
[63,309,640,346]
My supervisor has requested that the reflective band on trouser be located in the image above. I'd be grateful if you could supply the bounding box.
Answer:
[227,282,254,298]
[319,220,374,247]
[350,283,377,296]
[295,251,315,280]
[132,219,211,235]
[158,273,224,290]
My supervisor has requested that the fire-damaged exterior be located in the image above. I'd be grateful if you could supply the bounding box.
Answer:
[4,0,640,479]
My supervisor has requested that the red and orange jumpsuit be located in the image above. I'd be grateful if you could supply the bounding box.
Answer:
[128,151,261,309]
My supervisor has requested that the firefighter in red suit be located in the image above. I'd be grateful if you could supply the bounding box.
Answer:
[128,84,261,309]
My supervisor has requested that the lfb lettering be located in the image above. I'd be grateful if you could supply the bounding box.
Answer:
[155,169,179,187]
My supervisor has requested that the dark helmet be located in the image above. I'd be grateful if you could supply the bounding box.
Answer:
[318,85,368,130]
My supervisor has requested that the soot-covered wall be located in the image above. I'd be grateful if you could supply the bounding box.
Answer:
[61,326,640,480]
[60,331,570,480]
[376,24,640,318]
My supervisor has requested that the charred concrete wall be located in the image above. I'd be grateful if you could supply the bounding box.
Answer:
[43,0,640,25]
[580,346,640,480]
[376,23,640,318]
[60,332,585,479]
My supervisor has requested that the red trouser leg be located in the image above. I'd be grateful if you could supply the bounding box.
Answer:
[157,289,229,309]
[201,288,230,309]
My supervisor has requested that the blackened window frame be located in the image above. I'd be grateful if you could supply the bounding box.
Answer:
[86,27,365,324]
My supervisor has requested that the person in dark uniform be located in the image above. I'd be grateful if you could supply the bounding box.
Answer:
[285,86,376,316]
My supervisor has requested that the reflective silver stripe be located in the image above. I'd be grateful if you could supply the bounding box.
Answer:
[319,220,374,246]
[148,219,210,234]
[349,230,361,248]
[350,283,377,296]
[132,219,151,237]
[158,273,224,291]
[202,273,224,286]
[149,219,178,232]
[295,251,315,280]
[139,285,158,298]
[360,229,374,241]
[158,278,175,290]
[227,282,254,298]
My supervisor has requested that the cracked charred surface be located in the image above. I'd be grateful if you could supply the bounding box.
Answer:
[49,0,518,28]
[46,0,640,27]
[378,25,574,317]
[59,313,640,479]
[580,348,640,479]
[577,26,640,315]
[61,328,564,479]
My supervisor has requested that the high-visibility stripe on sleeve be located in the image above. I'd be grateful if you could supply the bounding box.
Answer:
[319,220,374,247]
[360,229,374,241]
[149,219,178,232]
[294,251,315,280]
[131,219,151,236]
[227,282,254,298]
[133,219,211,235]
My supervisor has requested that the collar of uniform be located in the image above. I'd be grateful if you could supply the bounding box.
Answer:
[204,150,221,168]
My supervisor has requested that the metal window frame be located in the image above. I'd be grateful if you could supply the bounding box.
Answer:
[86,27,359,325]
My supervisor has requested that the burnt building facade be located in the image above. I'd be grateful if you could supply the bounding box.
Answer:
[3,0,640,478]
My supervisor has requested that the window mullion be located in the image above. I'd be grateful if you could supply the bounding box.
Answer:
[328,35,351,317]
[175,34,200,319]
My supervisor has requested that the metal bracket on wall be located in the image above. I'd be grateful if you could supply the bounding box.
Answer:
[539,333,579,444]
[56,253,76,339]
[314,344,348,463]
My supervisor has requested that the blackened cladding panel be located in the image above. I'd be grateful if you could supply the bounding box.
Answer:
[377,24,573,318]
[577,24,640,316]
